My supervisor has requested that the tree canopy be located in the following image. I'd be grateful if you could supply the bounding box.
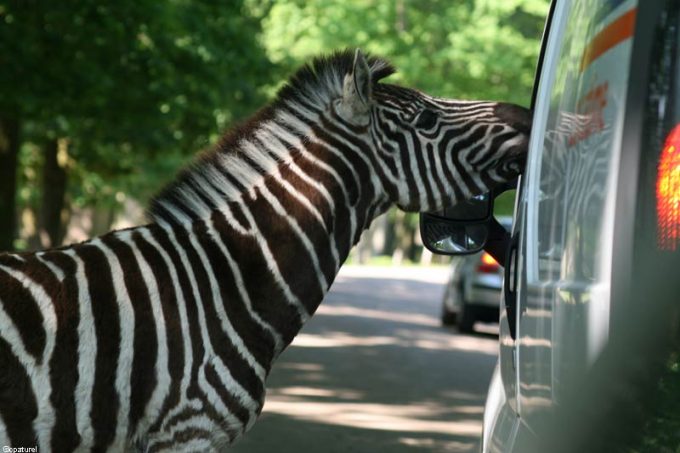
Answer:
[0,0,275,247]
[261,0,547,105]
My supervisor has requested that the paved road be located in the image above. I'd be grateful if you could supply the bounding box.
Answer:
[230,266,499,453]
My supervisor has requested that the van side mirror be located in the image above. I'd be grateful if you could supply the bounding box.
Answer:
[420,180,518,259]
[420,193,492,255]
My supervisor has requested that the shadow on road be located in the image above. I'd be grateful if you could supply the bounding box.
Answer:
[230,268,499,453]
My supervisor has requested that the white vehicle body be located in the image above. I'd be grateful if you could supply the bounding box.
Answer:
[482,0,680,451]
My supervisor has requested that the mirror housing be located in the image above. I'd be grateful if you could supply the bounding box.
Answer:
[419,179,517,259]
[420,214,490,255]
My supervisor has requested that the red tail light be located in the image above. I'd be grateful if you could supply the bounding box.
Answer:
[656,124,680,251]
[477,252,500,273]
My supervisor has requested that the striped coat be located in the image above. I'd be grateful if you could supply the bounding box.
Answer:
[0,50,530,451]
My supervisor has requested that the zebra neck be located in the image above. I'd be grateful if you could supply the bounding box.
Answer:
[143,71,399,348]
[148,132,390,351]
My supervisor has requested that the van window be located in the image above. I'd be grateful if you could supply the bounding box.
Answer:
[527,1,638,285]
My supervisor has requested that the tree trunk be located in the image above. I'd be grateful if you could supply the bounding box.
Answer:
[392,210,410,265]
[40,138,69,248]
[354,212,389,264]
[420,247,433,266]
[0,117,20,251]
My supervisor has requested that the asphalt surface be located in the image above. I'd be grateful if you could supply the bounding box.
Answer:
[230,266,499,453]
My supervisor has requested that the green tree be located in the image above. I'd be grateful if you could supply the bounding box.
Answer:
[261,0,547,104]
[0,0,274,249]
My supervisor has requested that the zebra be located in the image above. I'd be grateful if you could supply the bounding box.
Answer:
[0,49,530,452]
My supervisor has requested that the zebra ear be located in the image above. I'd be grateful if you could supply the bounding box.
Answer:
[341,49,372,119]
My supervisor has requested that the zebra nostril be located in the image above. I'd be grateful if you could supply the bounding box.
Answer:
[503,153,527,174]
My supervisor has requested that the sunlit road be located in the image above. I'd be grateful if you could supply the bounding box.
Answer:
[230,265,499,453]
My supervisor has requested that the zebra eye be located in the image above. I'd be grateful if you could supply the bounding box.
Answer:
[414,109,438,129]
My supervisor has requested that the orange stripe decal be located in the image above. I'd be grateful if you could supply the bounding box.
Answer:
[580,8,637,72]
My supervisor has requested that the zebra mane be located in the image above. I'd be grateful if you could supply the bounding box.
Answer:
[148,50,395,226]
[275,49,396,107]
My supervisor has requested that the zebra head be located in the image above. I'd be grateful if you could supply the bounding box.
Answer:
[335,49,532,213]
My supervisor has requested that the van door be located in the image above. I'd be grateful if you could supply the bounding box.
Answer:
[514,0,639,433]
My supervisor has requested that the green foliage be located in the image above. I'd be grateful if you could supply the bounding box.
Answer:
[1,0,274,208]
[261,0,548,105]
[494,190,517,217]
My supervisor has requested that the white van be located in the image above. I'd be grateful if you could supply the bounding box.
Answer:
[422,1,680,451]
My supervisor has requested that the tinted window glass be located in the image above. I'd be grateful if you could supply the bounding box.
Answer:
[530,1,637,283]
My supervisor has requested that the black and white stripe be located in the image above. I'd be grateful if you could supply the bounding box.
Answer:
[0,50,530,451]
